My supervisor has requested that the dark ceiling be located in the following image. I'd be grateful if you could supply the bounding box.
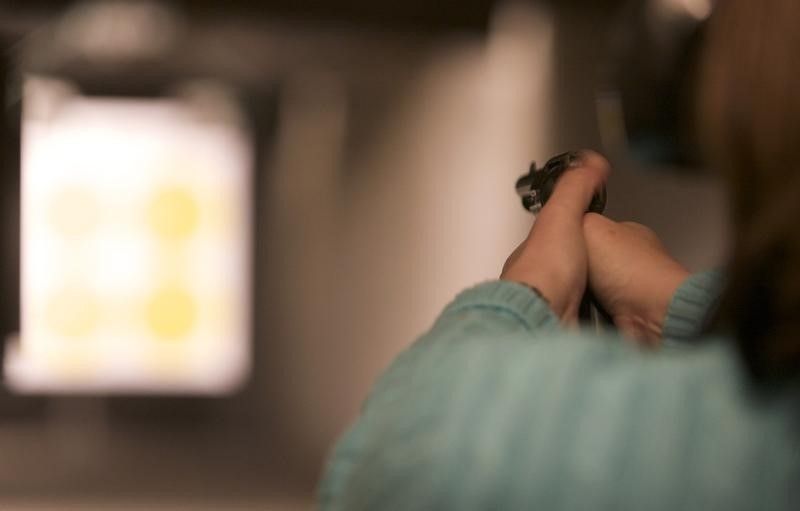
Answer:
[3,0,495,32]
[1,0,627,33]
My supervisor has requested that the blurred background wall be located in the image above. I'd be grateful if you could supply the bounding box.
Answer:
[0,0,727,509]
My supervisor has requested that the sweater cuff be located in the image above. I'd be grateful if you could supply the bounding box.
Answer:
[440,280,560,332]
[662,269,725,342]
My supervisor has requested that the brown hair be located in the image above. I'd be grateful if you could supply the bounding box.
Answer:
[698,0,800,381]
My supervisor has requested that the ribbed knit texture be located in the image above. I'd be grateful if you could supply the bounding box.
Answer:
[318,275,800,510]
[663,270,725,342]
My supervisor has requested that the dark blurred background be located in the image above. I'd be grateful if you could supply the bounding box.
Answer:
[0,0,726,509]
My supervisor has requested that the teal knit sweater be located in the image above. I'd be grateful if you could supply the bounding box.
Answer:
[319,272,800,510]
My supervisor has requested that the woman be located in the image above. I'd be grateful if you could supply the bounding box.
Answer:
[318,1,800,509]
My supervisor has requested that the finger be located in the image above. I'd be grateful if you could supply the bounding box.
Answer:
[523,151,611,244]
[584,214,639,249]
[618,221,662,245]
[584,216,662,250]
[582,211,615,234]
[547,150,610,215]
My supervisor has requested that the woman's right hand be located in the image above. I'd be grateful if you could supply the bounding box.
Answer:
[582,214,690,345]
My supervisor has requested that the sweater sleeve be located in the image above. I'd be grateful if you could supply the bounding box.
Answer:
[316,275,763,511]
[317,281,561,510]
[662,269,725,343]
[435,280,562,334]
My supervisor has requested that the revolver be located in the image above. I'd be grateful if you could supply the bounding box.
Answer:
[515,151,607,215]
[514,150,611,325]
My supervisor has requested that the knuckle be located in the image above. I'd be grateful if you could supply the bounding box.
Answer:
[620,221,658,238]
[582,212,609,231]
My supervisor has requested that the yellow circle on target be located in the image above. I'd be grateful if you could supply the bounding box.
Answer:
[147,186,199,241]
[146,286,196,340]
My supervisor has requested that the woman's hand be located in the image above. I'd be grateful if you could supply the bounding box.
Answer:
[582,214,690,344]
[501,150,610,324]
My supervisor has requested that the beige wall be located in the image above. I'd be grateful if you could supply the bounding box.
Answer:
[259,2,558,478]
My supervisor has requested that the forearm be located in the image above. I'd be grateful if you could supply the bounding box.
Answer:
[319,281,562,510]
[362,281,562,412]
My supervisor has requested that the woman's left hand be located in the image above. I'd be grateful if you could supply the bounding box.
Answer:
[500,150,610,324]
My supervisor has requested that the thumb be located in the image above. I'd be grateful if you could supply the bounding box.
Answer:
[547,150,610,215]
